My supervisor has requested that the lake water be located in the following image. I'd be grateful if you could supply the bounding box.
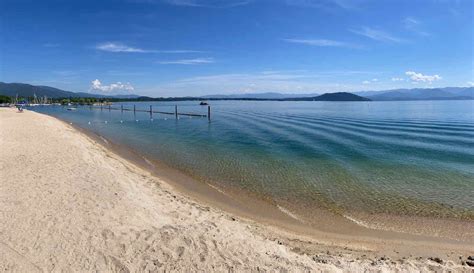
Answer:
[32,100,474,222]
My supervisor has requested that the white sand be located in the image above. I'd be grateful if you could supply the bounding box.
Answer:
[0,108,472,272]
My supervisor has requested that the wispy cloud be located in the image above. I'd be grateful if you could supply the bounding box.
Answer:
[158,50,204,53]
[403,17,430,36]
[144,70,376,96]
[96,42,148,53]
[403,17,419,29]
[350,27,405,43]
[391,77,404,82]
[90,79,135,94]
[283,38,360,48]
[285,0,361,10]
[158,58,215,65]
[176,72,309,82]
[162,0,251,8]
[95,42,202,54]
[405,71,441,84]
[362,78,378,84]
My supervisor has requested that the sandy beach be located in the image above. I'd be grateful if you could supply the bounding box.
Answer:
[0,107,473,272]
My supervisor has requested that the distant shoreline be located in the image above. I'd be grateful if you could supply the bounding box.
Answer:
[2,82,473,103]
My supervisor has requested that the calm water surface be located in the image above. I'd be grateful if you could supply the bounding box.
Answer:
[33,100,474,220]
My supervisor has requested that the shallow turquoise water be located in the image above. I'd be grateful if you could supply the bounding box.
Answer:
[32,100,474,218]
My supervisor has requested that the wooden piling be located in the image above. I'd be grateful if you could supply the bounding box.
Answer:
[121,105,123,113]
[150,105,153,119]
[208,105,211,121]
[175,105,178,119]
[133,105,136,113]
[109,105,111,111]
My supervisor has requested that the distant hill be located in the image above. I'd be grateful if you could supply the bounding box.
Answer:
[356,87,474,101]
[288,92,371,101]
[316,92,371,101]
[112,94,141,99]
[0,82,139,99]
[0,82,78,98]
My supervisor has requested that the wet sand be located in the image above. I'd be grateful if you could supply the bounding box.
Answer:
[1,107,473,271]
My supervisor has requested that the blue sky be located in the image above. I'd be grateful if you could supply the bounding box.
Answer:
[1,0,473,96]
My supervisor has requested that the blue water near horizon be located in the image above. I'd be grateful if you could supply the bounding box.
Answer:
[32,100,474,219]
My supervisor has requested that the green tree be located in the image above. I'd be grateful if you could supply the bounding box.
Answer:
[0,95,11,104]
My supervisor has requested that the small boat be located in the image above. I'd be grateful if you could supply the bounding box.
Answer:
[199,101,209,106]
[67,107,77,111]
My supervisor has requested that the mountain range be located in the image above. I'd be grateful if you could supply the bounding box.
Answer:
[206,87,473,101]
[1,82,473,101]
[355,87,474,101]
[0,82,140,99]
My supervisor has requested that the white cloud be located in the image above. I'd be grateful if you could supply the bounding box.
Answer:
[90,79,135,94]
[350,27,404,43]
[96,42,148,53]
[158,58,215,65]
[96,42,201,53]
[362,78,378,84]
[405,71,441,83]
[467,81,474,87]
[283,38,359,48]
[391,77,404,81]
[162,0,251,8]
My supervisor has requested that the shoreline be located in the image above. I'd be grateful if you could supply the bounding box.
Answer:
[46,109,474,249]
[65,110,474,244]
[1,107,473,271]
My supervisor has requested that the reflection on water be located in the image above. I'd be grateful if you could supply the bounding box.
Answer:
[33,100,474,220]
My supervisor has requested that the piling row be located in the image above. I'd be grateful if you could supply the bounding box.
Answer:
[87,104,210,121]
